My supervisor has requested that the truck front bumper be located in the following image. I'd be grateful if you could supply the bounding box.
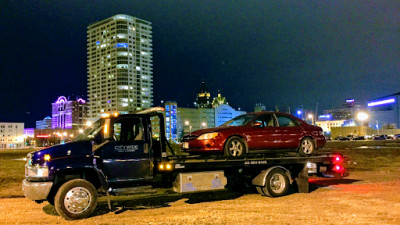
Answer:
[22,179,53,201]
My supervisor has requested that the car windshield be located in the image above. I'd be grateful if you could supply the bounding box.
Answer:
[75,118,105,141]
[220,114,256,127]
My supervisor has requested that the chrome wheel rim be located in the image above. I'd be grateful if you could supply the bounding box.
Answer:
[301,139,313,154]
[270,174,285,193]
[64,187,92,214]
[229,140,243,156]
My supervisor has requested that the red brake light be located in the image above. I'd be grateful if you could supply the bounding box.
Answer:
[333,154,343,163]
[333,164,344,173]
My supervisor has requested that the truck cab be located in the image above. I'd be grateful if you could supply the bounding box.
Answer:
[23,109,168,220]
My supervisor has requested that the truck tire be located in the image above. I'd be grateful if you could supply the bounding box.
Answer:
[224,136,246,157]
[256,168,289,197]
[298,137,316,156]
[54,179,97,220]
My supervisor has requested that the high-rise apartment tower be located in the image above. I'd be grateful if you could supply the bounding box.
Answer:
[87,14,153,119]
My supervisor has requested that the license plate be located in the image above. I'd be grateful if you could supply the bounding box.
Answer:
[182,142,189,149]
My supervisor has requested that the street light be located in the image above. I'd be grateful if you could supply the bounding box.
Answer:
[308,114,314,125]
[184,121,192,133]
[357,112,369,126]
[297,110,302,118]
[201,122,207,128]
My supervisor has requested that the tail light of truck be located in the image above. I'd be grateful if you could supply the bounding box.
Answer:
[331,153,345,175]
[333,154,343,163]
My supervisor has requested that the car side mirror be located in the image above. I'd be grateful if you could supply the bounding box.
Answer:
[253,122,263,127]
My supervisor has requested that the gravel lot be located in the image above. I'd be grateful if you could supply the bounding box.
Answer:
[1,170,399,225]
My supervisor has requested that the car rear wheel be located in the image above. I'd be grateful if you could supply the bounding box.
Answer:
[298,137,316,156]
[224,137,246,157]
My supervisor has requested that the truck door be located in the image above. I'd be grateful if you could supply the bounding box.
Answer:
[101,116,153,182]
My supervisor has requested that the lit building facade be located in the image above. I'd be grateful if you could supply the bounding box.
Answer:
[87,14,153,120]
[367,93,400,129]
[0,122,24,149]
[173,104,246,141]
[194,82,212,108]
[315,120,346,133]
[165,102,178,140]
[36,116,52,129]
[52,96,88,129]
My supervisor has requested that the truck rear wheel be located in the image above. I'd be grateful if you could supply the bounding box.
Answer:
[54,179,97,220]
[256,168,289,197]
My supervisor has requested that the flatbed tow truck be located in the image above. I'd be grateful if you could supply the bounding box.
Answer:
[22,108,346,220]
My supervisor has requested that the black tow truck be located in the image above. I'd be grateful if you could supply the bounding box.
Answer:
[22,108,346,220]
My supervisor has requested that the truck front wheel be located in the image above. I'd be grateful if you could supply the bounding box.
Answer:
[54,179,97,220]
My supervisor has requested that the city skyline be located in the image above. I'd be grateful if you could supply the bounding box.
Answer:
[1,1,399,127]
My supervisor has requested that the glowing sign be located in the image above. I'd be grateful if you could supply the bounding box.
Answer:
[96,41,100,45]
[37,134,50,138]
[115,43,128,48]
[56,96,67,104]
[318,114,332,119]
[77,98,86,104]
[346,99,355,103]
[367,98,396,107]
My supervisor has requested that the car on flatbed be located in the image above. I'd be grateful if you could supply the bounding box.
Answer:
[181,111,326,157]
[22,108,345,220]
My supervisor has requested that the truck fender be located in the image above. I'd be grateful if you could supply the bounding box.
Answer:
[94,167,109,192]
[251,166,293,187]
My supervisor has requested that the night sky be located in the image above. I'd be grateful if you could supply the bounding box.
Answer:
[1,1,399,127]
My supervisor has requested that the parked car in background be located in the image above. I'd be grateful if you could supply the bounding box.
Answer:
[373,135,387,140]
[336,136,351,141]
[352,135,365,140]
[181,111,326,157]
[394,134,400,140]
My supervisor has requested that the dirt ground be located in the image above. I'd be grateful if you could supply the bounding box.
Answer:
[1,170,399,225]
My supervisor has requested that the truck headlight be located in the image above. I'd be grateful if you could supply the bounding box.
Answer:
[197,132,219,140]
[25,164,49,178]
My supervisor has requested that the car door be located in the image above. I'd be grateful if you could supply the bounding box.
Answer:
[274,114,304,149]
[246,113,280,150]
[100,116,153,182]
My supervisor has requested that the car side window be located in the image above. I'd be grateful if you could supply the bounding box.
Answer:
[113,118,144,142]
[254,114,275,127]
[276,115,298,127]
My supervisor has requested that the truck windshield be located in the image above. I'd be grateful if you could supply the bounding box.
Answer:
[220,114,255,127]
[75,119,105,141]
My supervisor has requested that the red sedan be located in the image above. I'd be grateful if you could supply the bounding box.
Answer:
[181,111,326,157]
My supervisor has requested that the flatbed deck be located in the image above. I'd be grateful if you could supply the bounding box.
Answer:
[165,153,338,171]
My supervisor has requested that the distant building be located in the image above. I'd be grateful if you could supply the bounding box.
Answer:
[323,99,361,120]
[87,14,153,119]
[0,122,24,149]
[367,93,400,129]
[164,102,178,140]
[175,104,246,141]
[315,120,346,134]
[52,96,88,129]
[24,128,34,138]
[254,103,266,112]
[212,92,228,108]
[194,82,212,108]
[36,116,52,129]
